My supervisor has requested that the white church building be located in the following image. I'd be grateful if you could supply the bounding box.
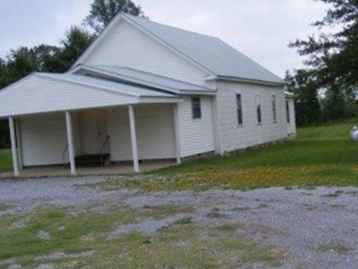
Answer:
[0,13,296,176]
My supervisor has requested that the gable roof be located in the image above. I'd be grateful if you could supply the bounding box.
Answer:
[73,13,284,86]
[72,64,216,95]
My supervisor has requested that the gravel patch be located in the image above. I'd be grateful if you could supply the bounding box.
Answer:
[37,230,51,241]
[0,176,357,268]
[108,213,191,238]
[35,250,96,262]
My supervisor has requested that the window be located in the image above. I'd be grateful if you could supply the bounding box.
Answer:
[256,94,262,125]
[236,94,243,125]
[192,97,202,119]
[286,99,290,123]
[272,95,277,123]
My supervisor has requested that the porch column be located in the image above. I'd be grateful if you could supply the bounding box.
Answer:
[65,111,76,175]
[9,117,20,177]
[173,104,181,164]
[128,105,139,173]
[15,118,23,170]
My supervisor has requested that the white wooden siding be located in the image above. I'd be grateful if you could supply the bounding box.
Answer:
[107,104,176,161]
[216,81,289,153]
[178,96,215,157]
[20,113,67,166]
[85,21,207,85]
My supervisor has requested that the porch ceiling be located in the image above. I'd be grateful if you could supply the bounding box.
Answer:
[0,73,181,118]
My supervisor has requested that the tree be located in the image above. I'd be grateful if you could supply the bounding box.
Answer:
[289,0,358,90]
[86,0,144,33]
[287,0,358,125]
[53,26,94,72]
[4,47,39,86]
[321,85,348,121]
[285,70,322,125]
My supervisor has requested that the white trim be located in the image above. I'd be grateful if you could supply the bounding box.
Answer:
[173,104,181,164]
[15,118,23,170]
[65,111,76,175]
[211,95,223,155]
[128,105,139,173]
[9,117,20,177]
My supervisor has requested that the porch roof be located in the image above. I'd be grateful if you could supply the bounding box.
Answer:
[0,73,181,118]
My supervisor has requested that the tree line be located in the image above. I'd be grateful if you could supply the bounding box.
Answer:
[0,0,357,147]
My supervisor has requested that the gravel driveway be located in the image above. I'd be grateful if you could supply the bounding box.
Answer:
[0,176,357,269]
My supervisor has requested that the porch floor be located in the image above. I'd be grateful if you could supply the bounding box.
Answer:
[0,161,175,179]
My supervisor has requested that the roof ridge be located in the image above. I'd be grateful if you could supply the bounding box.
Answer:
[122,13,218,40]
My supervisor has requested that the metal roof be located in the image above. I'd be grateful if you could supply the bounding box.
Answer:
[39,73,177,98]
[123,14,285,85]
[72,65,216,95]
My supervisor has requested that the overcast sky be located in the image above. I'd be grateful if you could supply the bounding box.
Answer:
[0,0,328,77]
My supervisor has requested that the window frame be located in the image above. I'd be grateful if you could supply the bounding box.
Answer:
[286,99,290,123]
[272,94,277,124]
[191,96,202,119]
[256,94,262,125]
[236,93,243,126]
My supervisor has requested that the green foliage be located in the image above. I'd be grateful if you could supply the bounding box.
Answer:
[52,26,94,72]
[287,0,358,125]
[86,0,144,33]
[285,70,322,125]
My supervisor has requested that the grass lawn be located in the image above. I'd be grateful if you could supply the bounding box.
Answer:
[97,119,358,191]
[0,149,12,173]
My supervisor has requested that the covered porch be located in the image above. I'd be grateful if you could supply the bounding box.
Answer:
[0,73,182,177]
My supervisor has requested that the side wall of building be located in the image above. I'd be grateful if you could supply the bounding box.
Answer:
[215,81,289,153]
[178,96,215,157]
[20,113,68,167]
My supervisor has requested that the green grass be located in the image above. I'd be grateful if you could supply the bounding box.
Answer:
[316,243,351,255]
[0,149,12,173]
[93,120,358,192]
[0,206,286,268]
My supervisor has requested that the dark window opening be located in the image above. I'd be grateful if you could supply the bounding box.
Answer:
[192,97,202,119]
[286,99,290,123]
[236,94,243,125]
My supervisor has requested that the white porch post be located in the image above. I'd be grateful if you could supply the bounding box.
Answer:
[9,117,20,177]
[128,105,139,173]
[173,104,181,164]
[65,111,76,175]
[15,118,23,170]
